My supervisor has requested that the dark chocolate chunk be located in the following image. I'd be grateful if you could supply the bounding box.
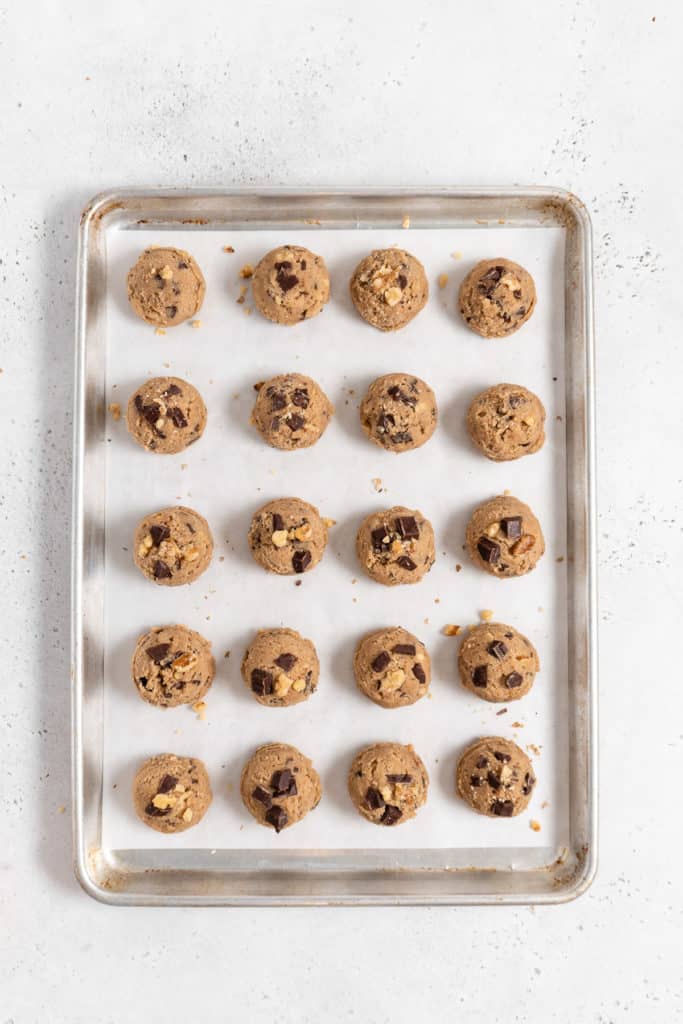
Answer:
[272,512,285,532]
[252,785,272,808]
[287,413,305,432]
[397,273,407,290]
[300,259,307,270]
[274,260,292,270]
[251,668,274,695]
[178,261,189,269]
[371,650,391,673]
[144,802,171,817]
[494,751,511,763]
[392,643,416,656]
[270,417,281,431]
[167,406,188,428]
[412,663,426,685]
[157,774,179,794]
[371,526,390,551]
[513,288,522,299]
[135,397,162,427]
[146,642,171,663]
[291,388,309,408]
[387,385,416,408]
[475,756,488,769]
[381,805,403,826]
[165,305,178,319]
[386,773,413,783]
[500,516,522,539]
[472,665,488,688]
[522,772,535,795]
[152,559,172,579]
[486,771,501,790]
[491,799,514,817]
[504,672,523,689]
[391,431,413,445]
[265,805,288,832]
[395,555,417,571]
[276,265,299,291]
[508,394,523,408]
[394,517,419,542]
[274,652,297,672]
[149,524,170,547]
[487,640,509,661]
[377,412,396,432]
[470,775,483,787]
[270,392,287,411]
[164,384,182,397]
[477,537,501,564]
[292,549,312,573]
[271,769,297,797]
[365,787,385,810]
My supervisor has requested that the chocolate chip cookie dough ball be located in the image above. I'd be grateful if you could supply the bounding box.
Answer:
[458,258,536,338]
[127,247,205,328]
[348,743,429,826]
[134,506,213,585]
[252,245,330,325]
[456,737,536,818]
[360,373,438,453]
[248,497,329,576]
[467,383,545,461]
[133,753,212,833]
[241,628,319,706]
[465,495,544,578]
[356,506,435,586]
[354,627,431,708]
[131,625,215,708]
[350,249,428,331]
[458,623,539,703]
[126,376,207,455]
[240,743,322,833]
[251,373,333,450]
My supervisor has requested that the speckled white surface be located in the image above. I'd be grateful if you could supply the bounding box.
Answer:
[1,2,681,1022]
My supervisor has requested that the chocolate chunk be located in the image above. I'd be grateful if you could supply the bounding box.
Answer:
[387,385,416,408]
[386,773,413,783]
[371,650,391,673]
[274,260,292,270]
[274,652,297,672]
[522,772,535,795]
[149,524,170,547]
[508,394,523,408]
[491,799,514,817]
[276,266,299,291]
[371,526,390,551]
[265,805,288,832]
[392,643,416,656]
[164,384,182,397]
[365,787,385,810]
[475,756,488,769]
[270,392,287,411]
[251,668,274,695]
[271,769,297,797]
[397,273,407,290]
[167,406,188,428]
[486,771,501,790]
[287,413,305,432]
[470,775,483,787]
[500,516,522,539]
[477,537,501,564]
[272,512,285,532]
[482,266,504,282]
[291,388,310,408]
[165,305,178,319]
[395,516,419,540]
[144,802,171,817]
[494,751,512,763]
[513,288,522,299]
[472,665,488,688]
[504,672,523,689]
[395,555,417,571]
[152,559,172,579]
[146,642,172,663]
[381,805,403,826]
[270,417,281,431]
[392,432,413,445]
[412,663,426,685]
[487,640,508,661]
[135,397,162,427]
[292,549,312,573]
[157,774,179,794]
[252,785,272,808]
[300,259,307,270]
[377,412,396,432]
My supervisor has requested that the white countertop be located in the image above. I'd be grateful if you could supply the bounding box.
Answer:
[1,1,680,1021]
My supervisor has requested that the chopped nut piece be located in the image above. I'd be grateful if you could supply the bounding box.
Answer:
[485,522,500,537]
[190,319,201,329]
[239,263,254,279]
[222,245,235,253]
[159,266,173,280]
[291,679,306,693]
[323,517,336,528]
[402,215,410,229]
[522,416,535,426]
[154,327,166,336]
[108,402,121,421]
[437,273,449,289]
[384,286,403,306]
[293,523,313,542]
[185,546,199,561]
[480,609,494,622]
[382,668,406,691]
[152,793,176,810]
[443,624,462,636]
[511,534,535,555]
[529,819,541,832]
[274,674,292,696]
[371,477,383,492]
[380,785,393,802]
[192,700,207,720]
[271,530,289,548]
[236,284,248,304]
[182,808,194,823]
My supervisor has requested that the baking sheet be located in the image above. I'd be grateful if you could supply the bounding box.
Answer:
[101,225,568,854]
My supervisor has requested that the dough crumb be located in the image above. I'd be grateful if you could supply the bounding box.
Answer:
[190,319,201,329]
[108,402,121,421]
[402,215,410,229]
[529,819,541,832]
[423,617,430,625]
[192,701,207,721]
[154,327,166,336]
[223,245,235,253]
[323,517,337,528]
[434,598,440,604]
[443,624,461,636]
[224,650,231,659]
[237,285,248,304]
[371,477,383,492]
[455,563,462,572]
[239,263,254,279]
[480,609,494,622]
[527,744,542,757]
[511,721,524,728]
[243,306,252,315]
[451,251,463,260]
[57,805,66,814]
[304,217,321,225]
[437,273,449,289]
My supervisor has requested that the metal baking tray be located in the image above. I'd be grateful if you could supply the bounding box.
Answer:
[71,187,597,905]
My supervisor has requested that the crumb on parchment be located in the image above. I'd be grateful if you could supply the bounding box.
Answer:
[438,273,449,289]
[108,402,121,421]
[443,624,461,636]
[239,264,254,279]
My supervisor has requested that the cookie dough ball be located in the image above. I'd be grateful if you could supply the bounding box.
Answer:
[458,623,539,703]
[134,506,213,585]
[252,245,330,325]
[131,625,215,708]
[456,737,536,818]
[459,258,536,338]
[248,497,329,576]
[348,743,429,826]
[467,383,545,461]
[350,249,428,331]
[133,753,212,833]
[126,376,207,455]
[360,374,438,453]
[354,628,431,708]
[240,743,322,833]
[465,495,544,578]
[127,247,205,327]
[356,506,435,586]
[251,373,333,451]
[241,628,319,706]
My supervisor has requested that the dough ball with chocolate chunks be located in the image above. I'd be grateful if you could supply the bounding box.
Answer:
[458,622,539,703]
[467,383,545,461]
[131,624,215,708]
[348,742,429,826]
[350,248,428,331]
[356,506,435,586]
[241,628,319,707]
[133,753,212,833]
[126,376,207,455]
[134,506,213,586]
[248,497,329,576]
[456,737,535,818]
[252,245,330,325]
[360,373,438,453]
[127,247,205,327]
[240,743,322,833]
[354,627,431,708]
[458,258,536,338]
[465,495,544,578]
[251,373,333,451]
